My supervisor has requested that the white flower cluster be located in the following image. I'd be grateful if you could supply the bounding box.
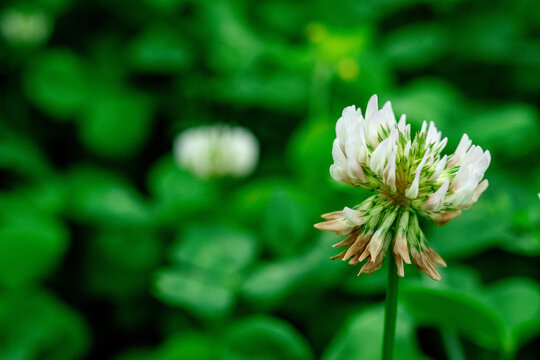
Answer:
[316,95,490,280]
[173,124,259,179]
[0,9,51,46]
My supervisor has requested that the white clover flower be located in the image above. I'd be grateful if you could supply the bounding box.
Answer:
[315,95,490,280]
[173,124,259,179]
[0,9,51,46]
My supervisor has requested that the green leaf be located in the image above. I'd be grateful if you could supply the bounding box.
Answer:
[127,26,192,73]
[79,89,153,157]
[66,167,150,227]
[0,129,52,178]
[400,284,507,350]
[262,189,311,258]
[154,333,217,360]
[95,230,161,271]
[232,179,287,221]
[234,179,318,258]
[141,0,189,12]
[0,197,68,286]
[171,225,258,274]
[429,188,510,259]
[154,225,256,318]
[342,261,388,295]
[35,0,75,15]
[241,257,307,308]
[147,156,217,225]
[241,234,345,308]
[204,1,264,73]
[455,12,520,62]
[313,27,371,63]
[383,23,449,69]
[117,333,217,360]
[490,172,540,255]
[389,78,462,130]
[485,278,540,350]
[14,177,67,215]
[0,290,89,360]
[154,225,257,318]
[322,304,428,360]
[465,104,540,158]
[222,316,314,360]
[24,49,87,119]
[287,119,335,181]
[153,268,235,319]
[85,229,162,299]
[212,70,309,110]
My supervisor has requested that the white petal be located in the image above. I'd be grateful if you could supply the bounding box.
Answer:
[474,150,491,177]
[398,114,407,132]
[383,146,398,191]
[438,137,448,151]
[345,140,366,182]
[430,155,447,181]
[424,180,449,212]
[449,133,472,166]
[405,175,419,199]
[342,105,357,120]
[406,148,430,199]
[330,164,345,182]
[451,164,469,192]
[332,139,347,164]
[382,101,396,125]
[420,120,427,134]
[343,207,365,225]
[365,94,378,120]
[471,179,489,203]
[404,141,411,158]
[370,138,390,176]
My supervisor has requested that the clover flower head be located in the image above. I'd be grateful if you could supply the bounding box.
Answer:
[315,95,490,280]
[173,124,259,179]
[0,8,51,45]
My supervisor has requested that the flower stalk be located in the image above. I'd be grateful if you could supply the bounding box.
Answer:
[382,254,399,360]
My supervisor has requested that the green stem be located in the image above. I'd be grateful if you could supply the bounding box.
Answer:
[308,61,332,122]
[382,254,399,360]
[441,330,465,360]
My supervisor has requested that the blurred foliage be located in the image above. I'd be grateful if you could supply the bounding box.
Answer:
[0,0,539,359]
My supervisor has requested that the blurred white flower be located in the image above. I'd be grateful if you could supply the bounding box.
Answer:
[0,9,52,46]
[316,95,490,280]
[173,124,259,179]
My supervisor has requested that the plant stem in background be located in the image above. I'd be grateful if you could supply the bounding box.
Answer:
[308,61,332,122]
[441,330,466,360]
[382,254,399,360]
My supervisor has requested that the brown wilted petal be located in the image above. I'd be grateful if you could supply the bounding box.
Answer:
[314,219,351,236]
[359,232,391,275]
[431,210,462,226]
[426,248,447,267]
[411,249,441,280]
[393,234,411,265]
[394,253,405,277]
[348,254,361,265]
[343,233,371,261]
[332,231,357,248]
[367,231,385,262]
[358,255,384,275]
[330,250,347,260]
[321,211,344,220]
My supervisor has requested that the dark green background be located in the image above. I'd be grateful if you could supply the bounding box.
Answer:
[0,0,539,359]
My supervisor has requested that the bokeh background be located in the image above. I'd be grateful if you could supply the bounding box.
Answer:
[0,0,539,359]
